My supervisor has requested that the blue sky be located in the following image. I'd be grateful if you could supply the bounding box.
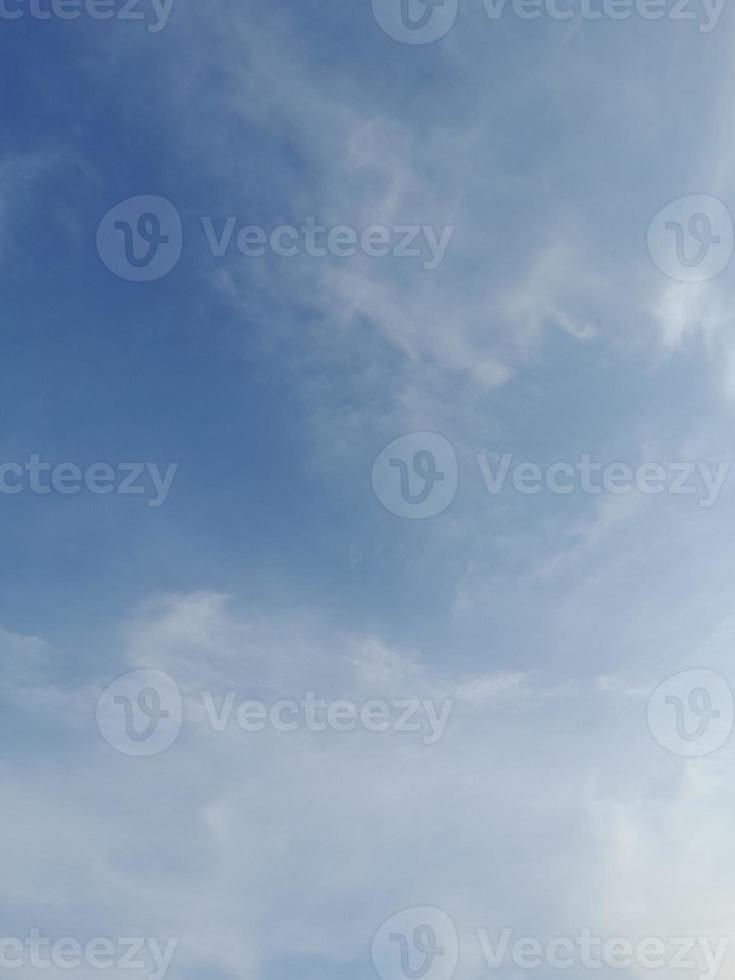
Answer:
[3,1,735,979]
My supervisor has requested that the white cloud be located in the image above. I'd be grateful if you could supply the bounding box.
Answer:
[3,594,735,980]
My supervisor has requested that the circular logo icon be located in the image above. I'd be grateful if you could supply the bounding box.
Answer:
[96,668,183,756]
[372,433,458,519]
[647,668,734,758]
[647,195,734,283]
[372,906,458,980]
[97,195,183,282]
[372,0,458,44]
